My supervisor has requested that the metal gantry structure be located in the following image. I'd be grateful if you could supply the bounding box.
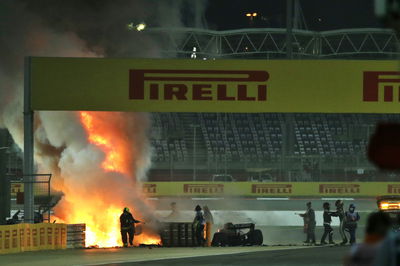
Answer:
[146,27,400,59]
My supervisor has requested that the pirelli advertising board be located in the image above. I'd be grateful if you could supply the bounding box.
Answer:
[142,182,400,197]
[30,57,400,113]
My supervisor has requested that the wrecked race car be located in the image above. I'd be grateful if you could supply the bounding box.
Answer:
[211,222,263,246]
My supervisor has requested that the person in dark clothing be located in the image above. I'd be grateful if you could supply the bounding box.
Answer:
[345,203,360,245]
[298,202,316,244]
[321,202,335,245]
[120,207,141,247]
[193,205,205,246]
[331,200,348,245]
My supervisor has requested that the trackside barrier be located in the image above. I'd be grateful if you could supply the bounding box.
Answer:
[160,222,211,247]
[0,223,66,254]
[67,224,86,248]
[142,182,400,197]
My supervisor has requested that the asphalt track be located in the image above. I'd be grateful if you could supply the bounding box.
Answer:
[0,245,351,266]
[98,246,351,266]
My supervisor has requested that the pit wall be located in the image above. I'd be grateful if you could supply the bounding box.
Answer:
[0,223,67,254]
[142,182,400,197]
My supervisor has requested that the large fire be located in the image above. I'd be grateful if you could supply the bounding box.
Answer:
[52,111,160,247]
[79,111,131,176]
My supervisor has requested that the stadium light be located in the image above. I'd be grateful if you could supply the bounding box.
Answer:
[136,23,146,31]
[245,12,258,26]
[126,22,146,31]
[246,13,258,17]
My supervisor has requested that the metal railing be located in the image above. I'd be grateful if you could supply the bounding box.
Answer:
[11,174,52,223]
[145,27,400,59]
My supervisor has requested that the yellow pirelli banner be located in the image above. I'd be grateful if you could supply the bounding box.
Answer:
[142,182,400,197]
[0,223,66,254]
[30,57,400,113]
[7,183,49,197]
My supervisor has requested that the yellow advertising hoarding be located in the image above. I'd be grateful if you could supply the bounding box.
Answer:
[0,223,66,254]
[142,182,400,197]
[8,183,47,197]
[31,57,400,113]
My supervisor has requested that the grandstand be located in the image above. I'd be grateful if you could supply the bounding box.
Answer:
[148,113,400,182]
[146,27,400,182]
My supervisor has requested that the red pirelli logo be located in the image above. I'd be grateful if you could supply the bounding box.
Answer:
[11,183,22,194]
[129,70,269,101]
[319,184,360,194]
[251,184,292,194]
[388,184,400,194]
[364,71,400,102]
[143,184,157,193]
[183,184,224,194]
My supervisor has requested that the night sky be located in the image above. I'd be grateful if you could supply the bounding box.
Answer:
[205,0,381,31]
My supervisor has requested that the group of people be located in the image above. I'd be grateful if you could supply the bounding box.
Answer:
[166,202,214,246]
[298,200,360,245]
[119,204,214,248]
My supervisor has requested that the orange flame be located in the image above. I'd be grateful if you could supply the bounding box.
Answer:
[80,111,129,175]
[52,111,160,247]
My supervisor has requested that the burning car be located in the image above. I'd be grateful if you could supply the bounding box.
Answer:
[377,195,400,230]
[211,223,263,246]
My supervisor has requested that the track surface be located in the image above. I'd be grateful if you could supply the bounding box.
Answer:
[151,197,377,211]
[0,245,348,266]
[0,246,350,266]
[102,246,350,266]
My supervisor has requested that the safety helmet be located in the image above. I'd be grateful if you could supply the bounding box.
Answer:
[323,202,330,209]
[335,200,343,207]
[123,207,129,212]
[195,205,202,212]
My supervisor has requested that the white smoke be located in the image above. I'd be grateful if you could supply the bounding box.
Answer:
[0,0,207,177]
[0,0,208,239]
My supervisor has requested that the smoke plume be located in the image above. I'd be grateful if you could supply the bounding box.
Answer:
[0,0,208,246]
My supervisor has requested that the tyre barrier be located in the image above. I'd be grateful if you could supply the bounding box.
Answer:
[67,224,86,248]
[159,222,198,247]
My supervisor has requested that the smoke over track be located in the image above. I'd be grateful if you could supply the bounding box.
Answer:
[0,0,207,247]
